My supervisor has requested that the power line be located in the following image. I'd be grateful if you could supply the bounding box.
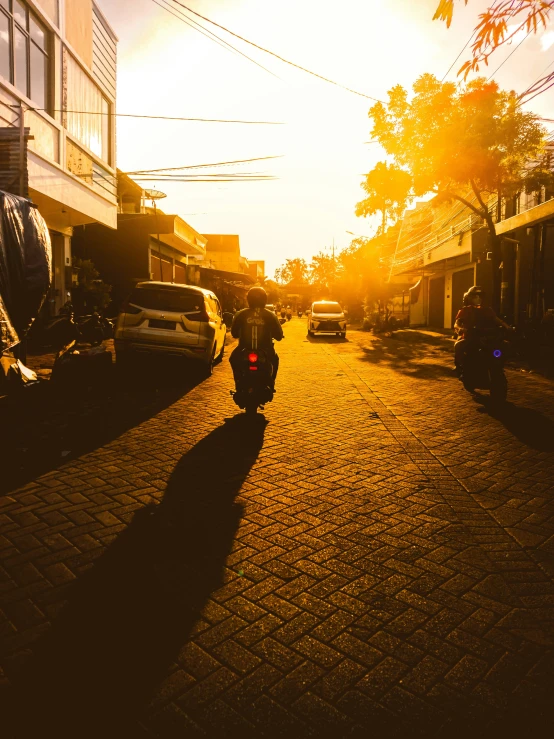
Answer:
[526,56,554,92]
[441,31,477,81]
[124,155,283,175]
[487,30,530,80]
[150,0,279,79]
[130,177,278,182]
[132,172,276,178]
[31,108,284,124]
[170,0,384,102]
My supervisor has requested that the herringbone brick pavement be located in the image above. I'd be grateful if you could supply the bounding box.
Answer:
[1,320,554,738]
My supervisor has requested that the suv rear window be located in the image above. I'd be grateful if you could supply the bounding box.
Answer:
[313,302,342,314]
[128,287,204,313]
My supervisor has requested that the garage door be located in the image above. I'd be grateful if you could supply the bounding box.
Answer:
[428,276,445,327]
[174,263,187,284]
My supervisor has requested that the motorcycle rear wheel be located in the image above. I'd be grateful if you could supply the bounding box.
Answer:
[245,398,258,416]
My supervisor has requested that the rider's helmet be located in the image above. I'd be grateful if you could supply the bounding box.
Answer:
[247,286,268,309]
[463,286,484,307]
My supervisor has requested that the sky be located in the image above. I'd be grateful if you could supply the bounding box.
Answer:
[96,0,554,278]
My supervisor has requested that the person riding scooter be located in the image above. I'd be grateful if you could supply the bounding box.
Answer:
[230,286,284,391]
[454,286,511,373]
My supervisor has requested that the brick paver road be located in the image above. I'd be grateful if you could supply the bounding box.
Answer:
[2,319,554,738]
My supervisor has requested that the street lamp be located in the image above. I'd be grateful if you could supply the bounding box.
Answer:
[144,188,167,281]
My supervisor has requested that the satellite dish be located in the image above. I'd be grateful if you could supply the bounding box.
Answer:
[143,188,167,201]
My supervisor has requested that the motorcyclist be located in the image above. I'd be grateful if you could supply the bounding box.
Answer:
[230,286,284,391]
[454,286,511,373]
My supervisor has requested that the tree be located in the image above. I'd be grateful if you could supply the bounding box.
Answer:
[261,278,282,304]
[434,1,553,78]
[72,258,112,312]
[369,74,551,310]
[308,252,336,292]
[274,258,308,284]
[355,161,412,234]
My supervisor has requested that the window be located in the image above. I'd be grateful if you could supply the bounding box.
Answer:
[128,287,203,314]
[0,1,49,110]
[312,302,342,314]
[65,51,111,164]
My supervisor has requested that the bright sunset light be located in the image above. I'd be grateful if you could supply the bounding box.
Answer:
[98,0,554,276]
[2,2,554,738]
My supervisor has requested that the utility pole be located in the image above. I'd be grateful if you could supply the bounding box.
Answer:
[19,101,25,198]
[144,188,167,281]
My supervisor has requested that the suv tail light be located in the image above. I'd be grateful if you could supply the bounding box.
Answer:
[185,299,210,322]
[123,302,142,315]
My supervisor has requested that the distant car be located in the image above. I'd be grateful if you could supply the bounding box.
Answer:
[114,281,226,375]
[308,301,347,338]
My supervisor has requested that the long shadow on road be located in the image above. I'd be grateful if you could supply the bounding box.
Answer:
[354,333,455,381]
[2,413,266,738]
[0,357,208,496]
[474,398,554,452]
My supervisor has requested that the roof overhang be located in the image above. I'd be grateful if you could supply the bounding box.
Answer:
[392,252,471,277]
[117,213,207,256]
[495,198,554,235]
[199,266,255,285]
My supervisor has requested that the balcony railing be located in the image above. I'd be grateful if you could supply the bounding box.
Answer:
[66,138,116,199]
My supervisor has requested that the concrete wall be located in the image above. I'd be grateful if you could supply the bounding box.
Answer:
[36,0,59,25]
[64,0,93,68]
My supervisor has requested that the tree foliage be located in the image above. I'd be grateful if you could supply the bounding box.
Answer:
[355,162,412,232]
[433,0,553,77]
[371,75,549,199]
[274,258,308,284]
[368,74,551,308]
[309,252,336,291]
[73,258,112,310]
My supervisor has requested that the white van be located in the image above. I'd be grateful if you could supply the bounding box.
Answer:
[307,301,347,338]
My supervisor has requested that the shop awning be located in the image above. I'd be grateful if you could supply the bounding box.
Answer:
[199,267,255,285]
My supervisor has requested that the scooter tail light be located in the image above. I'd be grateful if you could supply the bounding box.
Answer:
[248,353,258,363]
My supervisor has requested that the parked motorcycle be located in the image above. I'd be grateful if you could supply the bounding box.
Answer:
[41,304,113,350]
[459,328,510,403]
[231,348,275,415]
[77,312,113,345]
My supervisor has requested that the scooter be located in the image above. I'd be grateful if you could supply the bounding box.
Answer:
[231,348,275,416]
[286,310,292,321]
[297,309,303,318]
[459,328,509,403]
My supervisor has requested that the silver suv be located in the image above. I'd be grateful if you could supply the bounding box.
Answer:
[114,282,226,375]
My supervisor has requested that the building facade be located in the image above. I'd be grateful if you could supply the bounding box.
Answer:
[72,172,207,308]
[388,185,553,329]
[0,0,117,315]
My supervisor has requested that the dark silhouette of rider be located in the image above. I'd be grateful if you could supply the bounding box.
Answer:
[454,286,511,371]
[230,287,283,390]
